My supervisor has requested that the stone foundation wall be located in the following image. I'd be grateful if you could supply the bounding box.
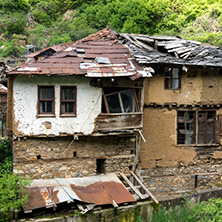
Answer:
[13,135,136,179]
[141,160,222,194]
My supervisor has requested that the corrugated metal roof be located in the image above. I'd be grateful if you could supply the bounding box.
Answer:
[24,173,136,213]
[7,28,154,79]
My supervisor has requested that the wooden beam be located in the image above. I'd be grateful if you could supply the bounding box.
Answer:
[130,171,159,204]
[120,173,145,200]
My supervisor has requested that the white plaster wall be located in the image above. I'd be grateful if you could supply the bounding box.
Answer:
[13,75,102,136]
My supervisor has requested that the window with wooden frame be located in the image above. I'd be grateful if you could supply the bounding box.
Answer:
[165,67,181,90]
[102,88,139,113]
[177,110,216,145]
[38,86,54,115]
[60,86,77,116]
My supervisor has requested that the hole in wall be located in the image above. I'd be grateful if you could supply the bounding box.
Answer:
[37,155,41,160]
[209,86,213,88]
[130,150,134,154]
[96,159,106,174]
[73,152,77,157]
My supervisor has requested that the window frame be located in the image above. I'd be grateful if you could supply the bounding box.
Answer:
[165,67,181,90]
[38,85,55,116]
[102,88,140,114]
[60,86,77,117]
[177,110,217,146]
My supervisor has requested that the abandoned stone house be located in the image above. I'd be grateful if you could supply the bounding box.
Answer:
[120,33,222,193]
[6,28,153,179]
[7,28,222,195]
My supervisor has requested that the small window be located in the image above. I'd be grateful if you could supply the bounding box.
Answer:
[177,110,216,145]
[102,88,139,113]
[60,86,77,116]
[177,111,195,145]
[96,159,106,174]
[38,86,54,114]
[165,67,180,90]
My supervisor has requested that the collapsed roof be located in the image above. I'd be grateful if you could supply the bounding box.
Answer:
[7,28,154,79]
[24,173,136,213]
[119,33,222,67]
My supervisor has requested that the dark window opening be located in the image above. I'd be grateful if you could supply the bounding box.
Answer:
[73,151,77,157]
[38,86,54,114]
[96,159,106,174]
[60,86,77,115]
[37,155,41,160]
[177,110,216,145]
[165,67,181,90]
[102,88,139,113]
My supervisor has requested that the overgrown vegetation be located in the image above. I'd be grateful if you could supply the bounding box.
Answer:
[1,0,222,57]
[152,198,222,222]
[0,139,30,221]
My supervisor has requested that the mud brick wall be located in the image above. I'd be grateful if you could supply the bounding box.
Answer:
[140,160,222,194]
[13,135,136,179]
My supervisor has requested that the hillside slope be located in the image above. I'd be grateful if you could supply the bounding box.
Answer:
[1,0,222,58]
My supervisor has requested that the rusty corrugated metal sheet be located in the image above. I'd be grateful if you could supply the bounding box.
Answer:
[24,173,136,213]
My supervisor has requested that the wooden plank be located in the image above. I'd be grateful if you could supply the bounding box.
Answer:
[120,173,145,199]
[130,171,159,204]
[96,113,143,131]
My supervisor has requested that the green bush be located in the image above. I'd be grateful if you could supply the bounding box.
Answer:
[32,0,60,25]
[0,0,28,12]
[0,139,30,220]
[152,198,222,222]
[0,173,30,221]
[4,12,26,36]
[0,39,26,57]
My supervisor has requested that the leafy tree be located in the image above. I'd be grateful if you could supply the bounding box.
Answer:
[0,173,30,221]
[0,139,30,220]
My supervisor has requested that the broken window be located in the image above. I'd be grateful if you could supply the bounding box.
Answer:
[102,88,139,113]
[165,67,181,90]
[38,86,54,114]
[60,86,77,115]
[177,110,216,145]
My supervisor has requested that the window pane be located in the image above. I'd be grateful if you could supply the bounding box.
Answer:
[178,111,195,145]
[172,79,179,89]
[39,102,44,113]
[120,90,137,113]
[206,133,214,144]
[69,88,75,100]
[62,103,66,113]
[40,88,45,99]
[172,68,179,78]
[178,111,185,121]
[68,103,74,112]
[106,94,122,113]
[165,78,171,89]
[62,88,67,100]
[46,101,52,113]
[46,88,53,99]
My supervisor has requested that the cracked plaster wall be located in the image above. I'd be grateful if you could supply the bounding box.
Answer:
[13,75,102,136]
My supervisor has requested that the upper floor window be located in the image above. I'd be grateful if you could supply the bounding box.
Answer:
[102,88,139,113]
[38,86,54,115]
[177,110,216,145]
[165,67,180,90]
[60,86,77,116]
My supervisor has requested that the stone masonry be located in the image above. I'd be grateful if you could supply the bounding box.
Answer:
[141,159,222,195]
[13,135,136,179]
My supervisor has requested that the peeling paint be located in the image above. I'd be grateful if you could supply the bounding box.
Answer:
[13,75,102,136]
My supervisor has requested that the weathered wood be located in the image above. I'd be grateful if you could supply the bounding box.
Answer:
[95,113,143,131]
[130,171,159,204]
[120,173,145,199]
